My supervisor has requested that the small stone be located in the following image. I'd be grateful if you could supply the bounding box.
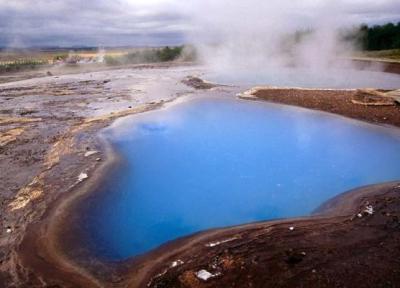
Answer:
[170,260,184,268]
[312,269,317,273]
[195,270,220,281]
[84,150,98,157]
[96,158,101,162]
[357,213,363,218]
[78,172,88,182]
[6,227,12,233]
[364,205,374,215]
[289,226,295,231]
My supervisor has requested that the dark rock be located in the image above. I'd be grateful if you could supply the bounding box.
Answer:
[284,250,305,266]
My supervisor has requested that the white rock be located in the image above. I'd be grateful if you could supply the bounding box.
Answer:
[205,237,237,248]
[84,150,98,157]
[195,269,220,281]
[170,260,184,268]
[6,228,12,233]
[357,213,363,218]
[289,226,295,231]
[206,242,220,248]
[78,172,88,182]
[364,205,374,215]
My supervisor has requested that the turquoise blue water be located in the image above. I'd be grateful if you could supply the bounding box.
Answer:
[80,96,400,260]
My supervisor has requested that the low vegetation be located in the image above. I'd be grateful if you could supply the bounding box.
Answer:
[0,59,47,73]
[104,46,196,66]
[0,46,196,73]
[356,49,400,61]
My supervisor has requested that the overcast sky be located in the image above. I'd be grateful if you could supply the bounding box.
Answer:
[0,0,399,47]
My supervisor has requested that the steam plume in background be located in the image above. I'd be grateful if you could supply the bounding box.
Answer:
[183,1,357,72]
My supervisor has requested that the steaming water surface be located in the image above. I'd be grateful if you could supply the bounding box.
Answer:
[79,96,400,260]
[206,68,400,89]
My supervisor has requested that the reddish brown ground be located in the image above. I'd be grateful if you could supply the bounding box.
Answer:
[251,89,400,127]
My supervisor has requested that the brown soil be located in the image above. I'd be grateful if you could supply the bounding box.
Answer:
[244,88,400,127]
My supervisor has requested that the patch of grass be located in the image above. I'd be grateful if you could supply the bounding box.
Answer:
[104,46,196,66]
[0,60,47,73]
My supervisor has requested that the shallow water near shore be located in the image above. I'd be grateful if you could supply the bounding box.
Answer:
[78,96,400,260]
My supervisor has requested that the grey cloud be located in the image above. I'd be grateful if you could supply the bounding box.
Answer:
[0,0,188,47]
[0,0,398,47]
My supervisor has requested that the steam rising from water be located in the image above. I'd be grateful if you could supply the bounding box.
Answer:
[183,1,396,88]
[187,1,354,68]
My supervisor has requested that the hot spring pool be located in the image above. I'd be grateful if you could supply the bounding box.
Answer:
[78,96,400,260]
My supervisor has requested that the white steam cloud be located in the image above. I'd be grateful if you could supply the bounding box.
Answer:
[180,0,400,88]
[184,1,354,71]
